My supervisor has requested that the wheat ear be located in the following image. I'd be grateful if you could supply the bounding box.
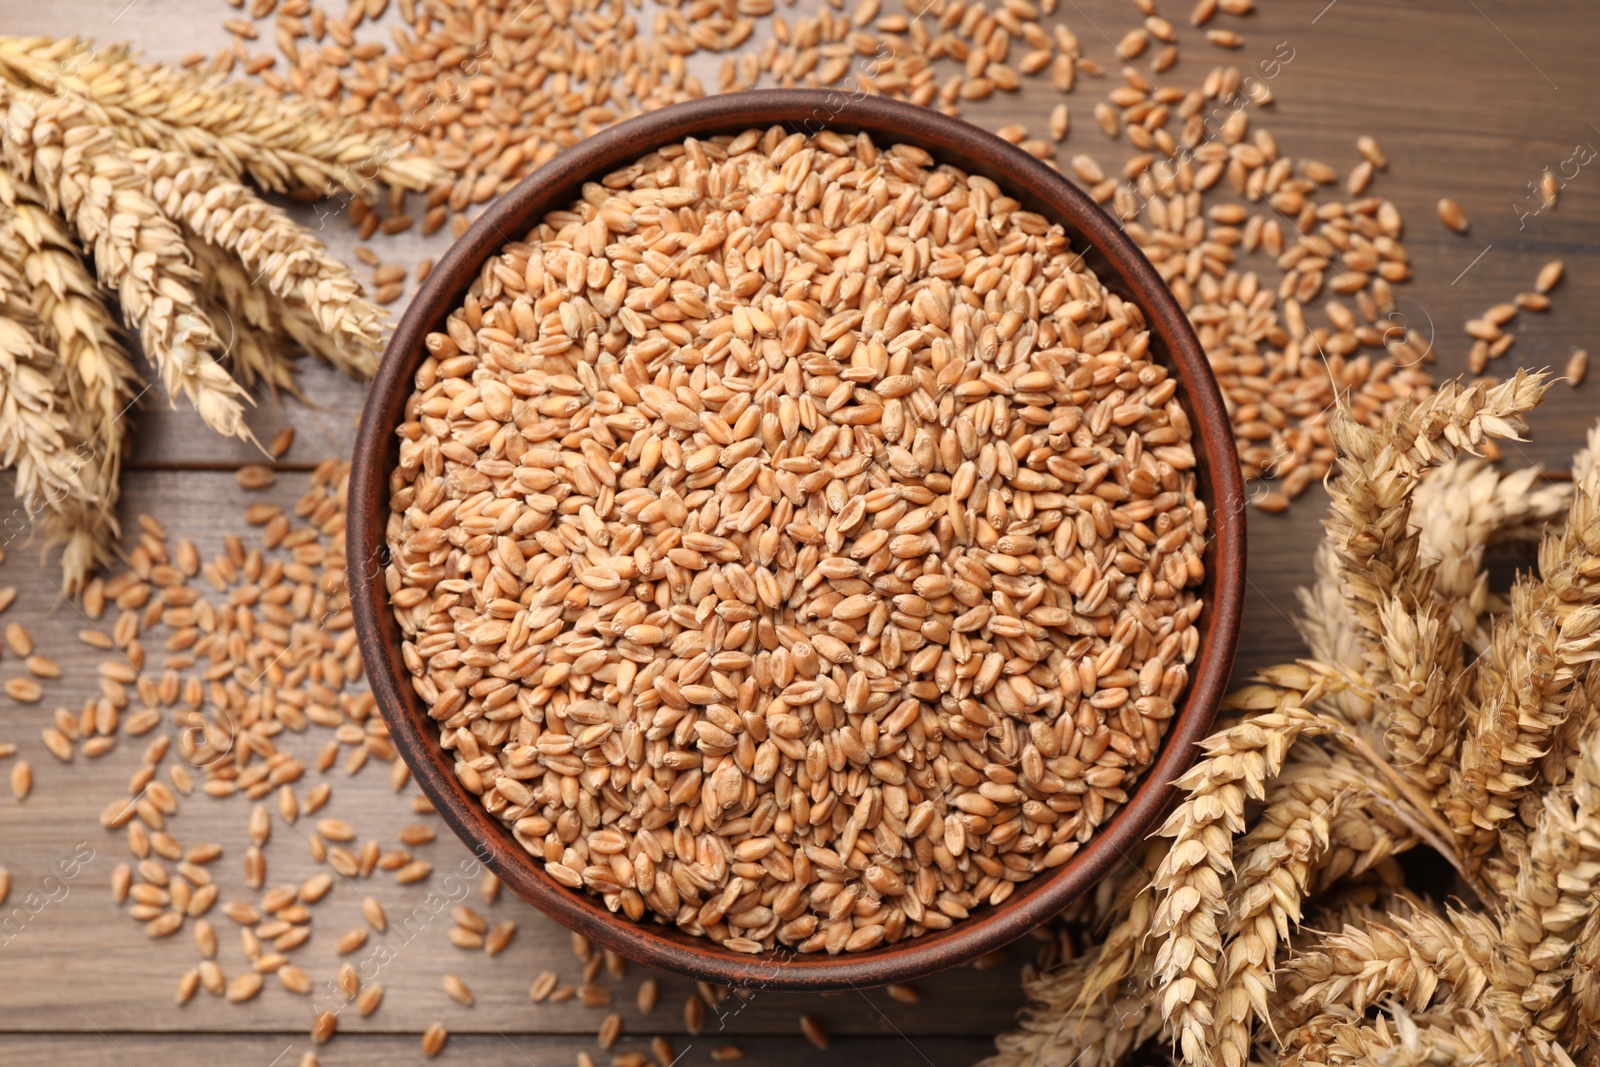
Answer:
[2,90,251,438]
[139,148,382,378]
[1212,742,1421,1067]
[1281,1004,1542,1067]
[1413,458,1570,652]
[1440,586,1600,861]
[981,841,1165,1067]
[0,219,98,558]
[0,169,132,589]
[1150,705,1351,1067]
[0,36,442,197]
[187,237,300,396]
[1322,373,1550,793]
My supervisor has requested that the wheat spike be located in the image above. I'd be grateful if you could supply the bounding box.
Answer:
[1323,373,1551,794]
[1149,705,1348,1067]
[0,219,97,559]
[1501,724,1600,1043]
[1211,745,1416,1067]
[981,842,1165,1067]
[1281,1003,1546,1067]
[1,90,251,438]
[1289,903,1484,1019]
[1324,373,1549,647]
[0,169,131,589]
[0,36,442,197]
[1561,790,1600,1049]
[1413,459,1570,651]
[1441,584,1600,861]
[186,237,301,396]
[139,148,382,379]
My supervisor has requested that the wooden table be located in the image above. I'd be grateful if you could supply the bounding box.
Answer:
[2,0,1597,1063]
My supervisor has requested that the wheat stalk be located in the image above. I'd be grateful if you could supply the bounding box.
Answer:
[0,36,442,198]
[993,376,1600,1067]
[0,168,132,589]
[0,218,95,555]
[139,147,382,379]
[2,89,252,439]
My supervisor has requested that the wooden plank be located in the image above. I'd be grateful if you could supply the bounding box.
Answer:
[9,0,1599,471]
[1234,484,1326,682]
[0,481,1376,1037]
[0,468,1043,1036]
[0,0,1596,1059]
[0,1033,1001,1067]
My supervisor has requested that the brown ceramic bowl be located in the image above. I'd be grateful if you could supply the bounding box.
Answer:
[348,89,1246,991]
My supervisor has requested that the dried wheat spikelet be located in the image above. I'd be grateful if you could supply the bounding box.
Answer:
[138,147,382,378]
[0,169,131,588]
[986,377,1600,1067]
[0,35,434,590]
[0,217,93,545]
[2,89,250,438]
[0,36,443,198]
[185,236,302,397]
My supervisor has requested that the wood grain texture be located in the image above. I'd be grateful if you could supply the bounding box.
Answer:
[0,1033,1000,1067]
[0,472,1046,1039]
[1,0,1597,1060]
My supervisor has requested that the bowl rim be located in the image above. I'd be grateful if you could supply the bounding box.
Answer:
[348,88,1246,991]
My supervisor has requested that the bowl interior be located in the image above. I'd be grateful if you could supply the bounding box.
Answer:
[348,90,1246,991]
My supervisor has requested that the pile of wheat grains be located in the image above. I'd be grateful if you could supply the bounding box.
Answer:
[384,126,1207,954]
[0,455,776,1058]
[208,0,1522,514]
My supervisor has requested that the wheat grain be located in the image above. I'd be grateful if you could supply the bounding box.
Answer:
[530,971,558,1003]
[443,974,473,1006]
[1536,259,1565,293]
[225,972,263,1002]
[448,926,483,950]
[1568,348,1588,387]
[636,977,659,1014]
[800,1015,829,1050]
[485,920,517,956]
